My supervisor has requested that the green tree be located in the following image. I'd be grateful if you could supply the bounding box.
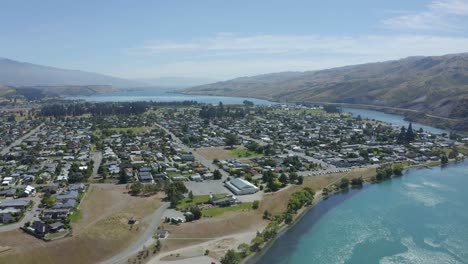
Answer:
[252,200,260,210]
[441,154,449,164]
[279,173,289,185]
[213,169,222,180]
[224,133,239,148]
[221,249,242,264]
[119,169,129,184]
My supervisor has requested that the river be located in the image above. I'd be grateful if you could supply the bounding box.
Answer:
[257,161,468,264]
[66,87,276,105]
[342,107,447,134]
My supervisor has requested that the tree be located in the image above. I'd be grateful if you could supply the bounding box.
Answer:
[189,206,202,220]
[441,154,449,164]
[252,200,260,210]
[130,183,143,195]
[213,169,222,180]
[119,169,129,184]
[221,249,242,264]
[406,123,415,142]
[237,243,250,257]
[224,133,239,148]
[289,172,298,183]
[263,210,271,220]
[250,236,265,252]
[339,178,350,189]
[296,176,304,185]
[188,190,194,200]
[350,177,363,186]
[279,173,289,185]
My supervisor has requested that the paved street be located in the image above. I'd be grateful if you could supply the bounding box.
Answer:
[0,123,43,156]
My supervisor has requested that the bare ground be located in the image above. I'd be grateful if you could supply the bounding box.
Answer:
[195,147,234,160]
[0,184,163,264]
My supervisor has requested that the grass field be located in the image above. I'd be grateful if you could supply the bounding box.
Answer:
[177,194,226,210]
[229,148,263,158]
[202,202,253,217]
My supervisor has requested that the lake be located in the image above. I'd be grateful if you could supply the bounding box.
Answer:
[257,161,468,264]
[66,88,276,105]
[343,107,447,134]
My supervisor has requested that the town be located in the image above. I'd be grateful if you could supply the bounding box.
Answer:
[0,100,466,264]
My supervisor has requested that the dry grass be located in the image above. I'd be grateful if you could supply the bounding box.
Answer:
[195,147,234,160]
[0,184,163,264]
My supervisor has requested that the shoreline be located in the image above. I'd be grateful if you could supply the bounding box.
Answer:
[243,159,464,264]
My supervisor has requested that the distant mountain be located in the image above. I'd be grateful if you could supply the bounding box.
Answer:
[0,58,140,87]
[183,53,468,129]
[137,77,219,88]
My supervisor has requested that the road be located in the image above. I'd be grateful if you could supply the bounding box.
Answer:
[100,202,170,264]
[91,151,103,177]
[0,195,41,232]
[0,123,43,156]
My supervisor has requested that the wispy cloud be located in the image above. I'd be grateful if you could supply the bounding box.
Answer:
[119,33,468,79]
[128,33,468,57]
[382,0,468,31]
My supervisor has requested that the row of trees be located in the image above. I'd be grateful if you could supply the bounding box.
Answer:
[40,101,198,117]
[221,187,314,264]
[199,102,248,120]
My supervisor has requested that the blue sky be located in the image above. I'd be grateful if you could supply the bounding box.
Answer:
[1,0,468,80]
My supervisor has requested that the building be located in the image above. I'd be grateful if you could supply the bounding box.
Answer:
[138,167,154,184]
[224,178,259,195]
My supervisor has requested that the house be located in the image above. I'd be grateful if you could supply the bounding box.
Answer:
[52,199,77,209]
[0,212,13,224]
[190,175,203,182]
[56,190,79,201]
[225,178,259,195]
[209,195,239,206]
[138,167,154,184]
[42,209,70,220]
[30,221,49,235]
[42,185,58,194]
[49,222,65,233]
[202,173,214,180]
[23,185,36,196]
[0,188,16,197]
[0,199,30,209]
[181,154,195,162]
[68,183,86,193]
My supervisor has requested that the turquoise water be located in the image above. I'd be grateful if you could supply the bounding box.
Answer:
[343,107,446,134]
[257,161,468,264]
[66,88,276,105]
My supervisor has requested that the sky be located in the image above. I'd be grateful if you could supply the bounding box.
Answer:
[1,0,468,81]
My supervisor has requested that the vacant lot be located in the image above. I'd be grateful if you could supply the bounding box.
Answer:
[0,184,163,264]
[195,147,234,160]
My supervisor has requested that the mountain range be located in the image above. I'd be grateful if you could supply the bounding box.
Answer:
[182,53,468,130]
[0,58,139,87]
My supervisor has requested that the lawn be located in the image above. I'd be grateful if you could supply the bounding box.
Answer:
[69,210,81,223]
[202,202,253,217]
[177,194,226,210]
[229,148,263,158]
